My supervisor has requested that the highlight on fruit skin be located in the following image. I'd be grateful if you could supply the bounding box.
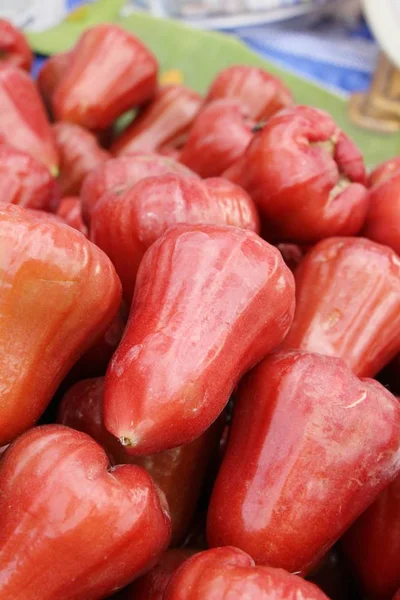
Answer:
[104,224,295,456]
[53,24,159,130]
[0,65,59,173]
[0,15,398,600]
[0,425,171,600]
[0,203,122,446]
[163,546,331,599]
[90,173,260,303]
[224,105,368,243]
[205,65,294,121]
[207,350,400,575]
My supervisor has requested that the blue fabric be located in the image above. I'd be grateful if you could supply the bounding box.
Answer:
[33,1,377,96]
[240,45,372,93]
[229,15,377,94]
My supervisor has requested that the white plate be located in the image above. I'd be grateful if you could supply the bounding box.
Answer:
[125,0,338,29]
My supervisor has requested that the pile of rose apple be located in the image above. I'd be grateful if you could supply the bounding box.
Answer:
[0,17,399,600]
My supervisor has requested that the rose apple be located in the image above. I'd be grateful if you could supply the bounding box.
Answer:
[282,237,400,378]
[180,99,254,177]
[91,174,259,302]
[104,224,295,455]
[163,547,330,599]
[0,65,58,173]
[0,204,121,444]
[207,351,400,574]
[111,85,202,156]
[224,105,368,242]
[53,24,158,129]
[80,153,198,224]
[363,159,400,255]
[53,122,109,196]
[206,65,294,121]
[0,425,170,599]
[0,144,59,211]
[58,376,222,545]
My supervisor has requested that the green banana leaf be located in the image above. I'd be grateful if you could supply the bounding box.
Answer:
[28,4,400,168]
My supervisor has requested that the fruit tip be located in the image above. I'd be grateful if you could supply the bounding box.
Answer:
[119,436,133,448]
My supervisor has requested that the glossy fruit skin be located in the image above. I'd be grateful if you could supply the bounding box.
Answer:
[205,65,294,121]
[342,466,400,600]
[53,24,158,130]
[368,157,400,187]
[58,377,222,545]
[80,153,198,224]
[180,99,254,178]
[104,224,295,455]
[0,444,8,457]
[224,105,368,243]
[282,237,400,378]
[54,122,110,196]
[91,174,260,303]
[0,19,32,71]
[116,549,196,600]
[0,144,59,211]
[163,546,330,599]
[0,425,171,600]
[394,591,400,600]
[111,85,202,156]
[56,196,88,236]
[37,52,72,115]
[0,204,121,445]
[207,351,400,575]
[363,168,400,255]
[0,65,59,173]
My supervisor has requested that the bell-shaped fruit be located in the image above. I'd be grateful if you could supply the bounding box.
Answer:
[282,237,400,378]
[207,351,400,575]
[58,376,222,545]
[0,204,121,444]
[0,144,59,211]
[104,224,295,455]
[0,425,170,599]
[54,122,109,196]
[205,65,294,121]
[163,547,330,599]
[224,106,368,242]
[80,153,198,224]
[180,99,254,178]
[53,24,158,129]
[0,65,58,173]
[91,173,259,303]
[111,85,202,156]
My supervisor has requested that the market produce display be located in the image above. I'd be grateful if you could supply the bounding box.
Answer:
[0,16,399,600]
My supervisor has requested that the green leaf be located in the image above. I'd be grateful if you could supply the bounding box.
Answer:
[27,0,126,53]
[28,9,400,168]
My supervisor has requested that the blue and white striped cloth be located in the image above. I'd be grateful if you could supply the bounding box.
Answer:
[231,16,377,95]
